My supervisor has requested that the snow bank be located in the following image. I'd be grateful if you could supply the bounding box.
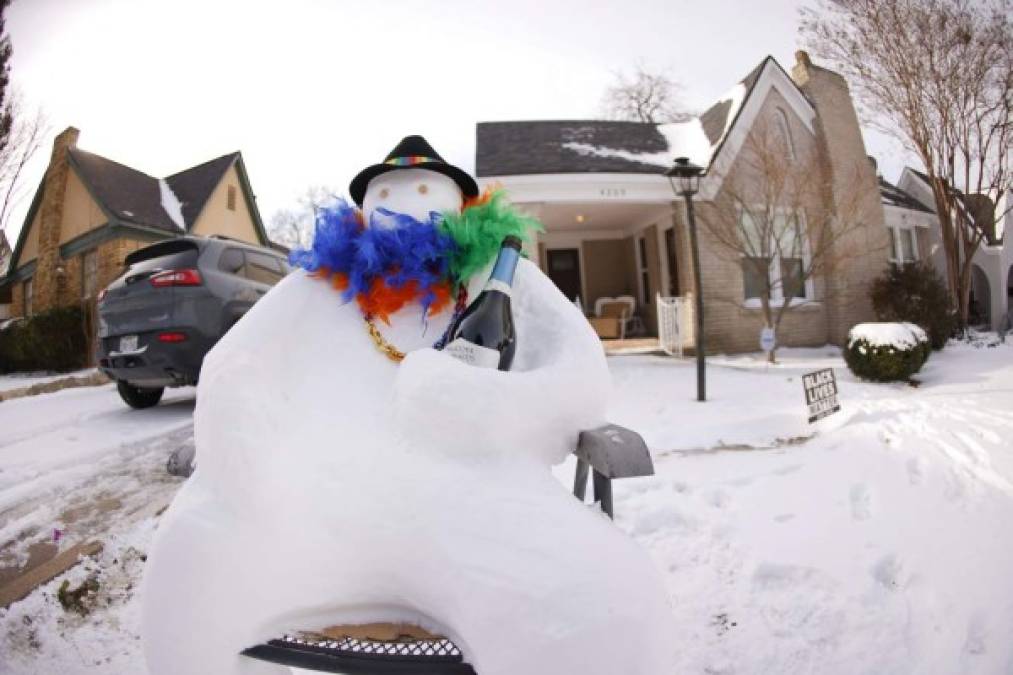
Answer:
[848,322,928,349]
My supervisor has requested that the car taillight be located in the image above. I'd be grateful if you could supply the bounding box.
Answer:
[157,332,187,343]
[150,268,202,287]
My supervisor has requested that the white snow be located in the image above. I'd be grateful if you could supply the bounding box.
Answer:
[0,368,95,394]
[848,322,928,349]
[157,179,185,230]
[3,340,1013,674]
[562,83,748,170]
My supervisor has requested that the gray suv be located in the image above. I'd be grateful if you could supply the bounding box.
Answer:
[97,235,289,408]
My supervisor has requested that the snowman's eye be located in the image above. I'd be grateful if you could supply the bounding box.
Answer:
[417,184,428,195]
[378,188,390,199]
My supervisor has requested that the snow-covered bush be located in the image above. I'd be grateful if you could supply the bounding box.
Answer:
[870,262,956,350]
[844,322,930,382]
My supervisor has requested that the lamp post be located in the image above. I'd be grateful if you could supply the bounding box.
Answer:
[665,157,706,402]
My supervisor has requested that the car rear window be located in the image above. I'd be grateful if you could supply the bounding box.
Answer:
[244,251,286,285]
[123,240,200,274]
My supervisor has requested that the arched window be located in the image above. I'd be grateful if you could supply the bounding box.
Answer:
[774,108,796,161]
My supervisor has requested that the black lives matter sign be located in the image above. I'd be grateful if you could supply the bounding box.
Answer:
[803,368,840,423]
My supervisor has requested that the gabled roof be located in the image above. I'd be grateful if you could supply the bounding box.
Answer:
[0,230,10,278]
[165,152,239,227]
[68,149,181,232]
[879,177,933,213]
[477,55,813,180]
[2,141,264,284]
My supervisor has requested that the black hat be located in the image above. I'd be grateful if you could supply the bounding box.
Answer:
[349,135,479,207]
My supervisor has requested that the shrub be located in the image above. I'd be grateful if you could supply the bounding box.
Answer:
[0,306,89,373]
[844,322,930,382]
[870,262,956,350]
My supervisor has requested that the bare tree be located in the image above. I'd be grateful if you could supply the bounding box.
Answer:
[600,64,691,123]
[0,94,47,232]
[801,0,1013,329]
[267,185,339,250]
[702,119,871,362]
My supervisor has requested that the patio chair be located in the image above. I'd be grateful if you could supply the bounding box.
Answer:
[240,424,654,674]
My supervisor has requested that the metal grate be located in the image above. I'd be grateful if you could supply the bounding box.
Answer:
[276,632,465,660]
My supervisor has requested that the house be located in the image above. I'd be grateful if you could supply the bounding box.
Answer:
[0,127,272,319]
[894,169,1012,330]
[476,51,896,353]
[0,231,11,320]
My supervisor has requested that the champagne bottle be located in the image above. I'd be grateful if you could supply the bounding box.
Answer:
[443,236,521,370]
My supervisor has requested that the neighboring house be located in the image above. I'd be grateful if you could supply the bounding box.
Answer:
[0,127,272,319]
[0,231,11,319]
[476,51,893,354]
[895,168,1012,331]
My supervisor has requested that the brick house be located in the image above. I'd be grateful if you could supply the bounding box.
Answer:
[0,231,10,319]
[891,169,1012,331]
[0,126,272,319]
[476,52,899,353]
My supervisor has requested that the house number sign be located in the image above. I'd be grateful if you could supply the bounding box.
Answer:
[599,188,627,197]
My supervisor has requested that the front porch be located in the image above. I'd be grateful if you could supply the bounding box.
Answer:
[601,337,666,355]
[513,192,696,351]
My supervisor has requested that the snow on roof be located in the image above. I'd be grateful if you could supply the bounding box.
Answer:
[558,84,747,170]
[158,179,186,231]
[848,322,928,349]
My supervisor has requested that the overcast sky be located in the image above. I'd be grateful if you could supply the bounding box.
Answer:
[5,0,912,244]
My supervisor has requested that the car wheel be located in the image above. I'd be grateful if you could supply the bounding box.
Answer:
[117,381,164,409]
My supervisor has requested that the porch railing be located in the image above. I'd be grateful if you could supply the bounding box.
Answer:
[656,293,694,356]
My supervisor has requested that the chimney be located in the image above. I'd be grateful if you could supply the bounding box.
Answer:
[791,50,814,87]
[32,126,80,311]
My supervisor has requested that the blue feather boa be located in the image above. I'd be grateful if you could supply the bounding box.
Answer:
[289,199,458,317]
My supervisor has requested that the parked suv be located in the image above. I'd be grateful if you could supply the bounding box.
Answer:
[97,235,289,408]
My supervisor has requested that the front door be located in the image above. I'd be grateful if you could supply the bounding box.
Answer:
[546,249,583,303]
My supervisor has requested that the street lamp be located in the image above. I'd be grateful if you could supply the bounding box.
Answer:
[665,157,706,402]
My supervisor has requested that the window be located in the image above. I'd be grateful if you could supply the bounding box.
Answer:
[227,185,237,211]
[218,248,245,275]
[637,236,650,306]
[664,227,680,296]
[774,108,797,161]
[738,209,810,303]
[81,249,99,299]
[887,225,919,264]
[244,251,286,285]
[23,277,33,317]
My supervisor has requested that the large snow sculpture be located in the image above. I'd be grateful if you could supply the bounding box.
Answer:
[142,135,674,675]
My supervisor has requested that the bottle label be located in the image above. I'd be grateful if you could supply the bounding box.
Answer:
[483,279,512,296]
[444,338,501,369]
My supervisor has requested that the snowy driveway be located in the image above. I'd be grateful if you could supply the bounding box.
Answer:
[2,342,1013,674]
[0,384,194,579]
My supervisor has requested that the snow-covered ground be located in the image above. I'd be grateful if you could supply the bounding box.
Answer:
[2,341,1013,674]
[0,369,97,394]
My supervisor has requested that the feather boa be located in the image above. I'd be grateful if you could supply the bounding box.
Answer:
[289,189,541,323]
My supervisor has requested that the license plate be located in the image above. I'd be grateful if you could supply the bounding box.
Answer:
[119,335,138,352]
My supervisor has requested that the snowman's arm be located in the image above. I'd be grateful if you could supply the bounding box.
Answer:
[393,259,609,465]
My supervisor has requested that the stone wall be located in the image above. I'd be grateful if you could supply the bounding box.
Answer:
[32,127,80,314]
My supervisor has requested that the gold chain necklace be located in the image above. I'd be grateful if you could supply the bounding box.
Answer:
[362,286,469,364]
[364,317,407,363]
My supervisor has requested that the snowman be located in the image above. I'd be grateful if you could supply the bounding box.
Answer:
[142,136,675,675]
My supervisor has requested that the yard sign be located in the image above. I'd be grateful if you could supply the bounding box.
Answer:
[803,368,840,423]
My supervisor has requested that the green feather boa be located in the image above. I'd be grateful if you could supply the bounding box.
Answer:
[438,190,542,285]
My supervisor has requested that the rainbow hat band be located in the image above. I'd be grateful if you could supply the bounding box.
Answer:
[384,155,437,167]
[349,135,479,207]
